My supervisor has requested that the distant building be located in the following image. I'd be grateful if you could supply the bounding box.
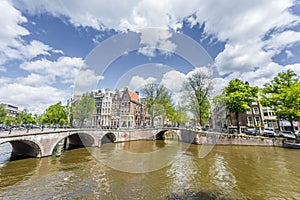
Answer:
[262,107,278,130]
[101,89,113,128]
[111,89,121,129]
[92,90,105,128]
[2,103,19,117]
[119,88,140,129]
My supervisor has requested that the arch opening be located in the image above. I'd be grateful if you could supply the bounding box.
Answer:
[156,130,179,141]
[101,133,116,144]
[52,133,95,156]
[0,140,41,162]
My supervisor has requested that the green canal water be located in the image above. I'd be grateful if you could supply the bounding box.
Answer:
[0,140,300,199]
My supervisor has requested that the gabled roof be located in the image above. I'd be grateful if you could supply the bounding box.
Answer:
[128,90,139,102]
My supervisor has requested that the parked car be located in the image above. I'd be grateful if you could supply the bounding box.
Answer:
[246,128,257,136]
[263,127,276,137]
[279,131,296,140]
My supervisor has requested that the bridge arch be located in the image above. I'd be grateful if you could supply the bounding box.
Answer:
[155,129,181,140]
[101,132,116,144]
[0,140,42,158]
[50,132,96,155]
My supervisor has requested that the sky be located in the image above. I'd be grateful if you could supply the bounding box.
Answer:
[0,0,299,114]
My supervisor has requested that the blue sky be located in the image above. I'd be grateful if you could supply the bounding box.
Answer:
[0,0,299,114]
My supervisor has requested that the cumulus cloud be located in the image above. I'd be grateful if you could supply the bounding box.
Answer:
[161,70,186,93]
[0,83,69,114]
[0,1,63,65]
[194,0,300,78]
[75,69,104,94]
[20,56,86,85]
[11,0,300,79]
[128,75,156,91]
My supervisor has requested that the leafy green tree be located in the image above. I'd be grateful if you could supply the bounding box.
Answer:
[4,116,17,126]
[141,83,174,127]
[42,102,67,125]
[0,104,7,123]
[72,94,96,127]
[16,109,37,125]
[168,106,190,127]
[184,70,212,126]
[262,70,300,132]
[225,79,258,133]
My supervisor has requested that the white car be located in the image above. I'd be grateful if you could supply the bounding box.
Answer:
[279,131,296,140]
[263,127,276,137]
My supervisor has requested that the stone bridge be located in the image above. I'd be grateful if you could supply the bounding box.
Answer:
[0,128,197,158]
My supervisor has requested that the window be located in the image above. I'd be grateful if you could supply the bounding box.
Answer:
[255,117,260,124]
[248,117,253,125]
[253,107,259,114]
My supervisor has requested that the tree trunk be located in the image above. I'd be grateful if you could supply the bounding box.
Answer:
[236,112,240,134]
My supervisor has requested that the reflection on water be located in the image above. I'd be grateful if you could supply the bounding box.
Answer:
[0,141,300,199]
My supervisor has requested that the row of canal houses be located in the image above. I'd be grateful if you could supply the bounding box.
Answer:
[211,101,300,133]
[74,88,155,129]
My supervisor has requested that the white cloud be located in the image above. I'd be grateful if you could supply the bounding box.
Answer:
[128,75,156,91]
[75,69,104,94]
[0,1,63,65]
[16,73,54,87]
[20,56,86,85]
[161,70,186,93]
[194,0,300,78]
[264,30,300,52]
[11,0,300,81]
[285,50,294,58]
[284,63,300,76]
[0,83,69,114]
[187,67,213,78]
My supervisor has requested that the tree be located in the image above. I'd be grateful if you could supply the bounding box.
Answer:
[4,116,17,126]
[16,109,36,125]
[72,94,96,127]
[262,70,300,132]
[0,104,7,123]
[167,106,190,127]
[141,83,174,127]
[225,79,258,133]
[184,70,212,126]
[41,102,67,125]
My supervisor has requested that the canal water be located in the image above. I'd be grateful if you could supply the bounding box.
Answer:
[0,140,300,199]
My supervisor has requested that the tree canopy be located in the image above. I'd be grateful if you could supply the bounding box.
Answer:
[262,70,300,132]
[184,70,212,126]
[141,83,174,126]
[16,109,36,125]
[225,79,258,133]
[41,102,67,125]
[0,104,7,123]
[72,94,96,127]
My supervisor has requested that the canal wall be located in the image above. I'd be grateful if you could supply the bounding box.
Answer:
[194,133,283,147]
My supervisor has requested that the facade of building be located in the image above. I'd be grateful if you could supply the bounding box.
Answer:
[262,107,278,130]
[101,89,113,128]
[92,90,105,128]
[111,89,121,129]
[119,88,140,129]
[3,104,19,117]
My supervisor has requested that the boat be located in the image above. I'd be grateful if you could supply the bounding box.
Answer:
[283,140,300,149]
